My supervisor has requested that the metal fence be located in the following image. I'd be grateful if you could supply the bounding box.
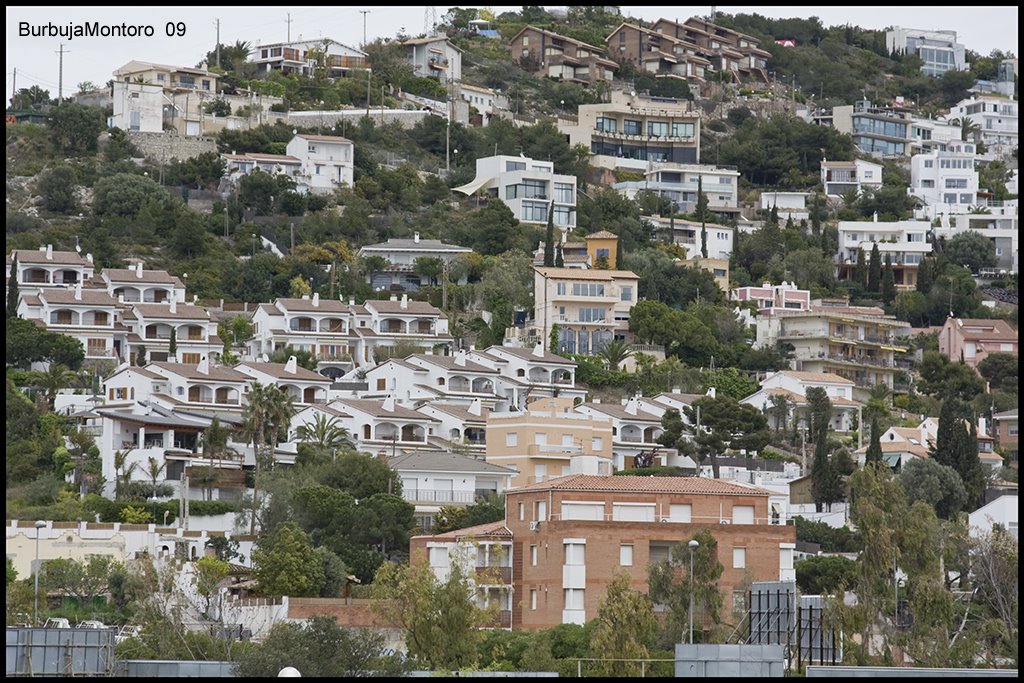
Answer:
[6,627,116,677]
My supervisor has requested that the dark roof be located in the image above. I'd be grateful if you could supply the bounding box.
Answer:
[39,289,118,306]
[103,269,184,286]
[235,361,331,383]
[364,299,444,316]
[275,297,350,313]
[149,362,250,383]
[407,354,499,374]
[332,398,437,421]
[388,451,514,475]
[132,303,210,320]
[483,346,575,366]
[10,249,92,266]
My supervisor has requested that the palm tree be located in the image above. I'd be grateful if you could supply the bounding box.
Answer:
[949,117,982,144]
[36,363,77,411]
[241,382,295,535]
[766,393,793,433]
[596,339,633,372]
[113,448,137,501]
[194,463,219,501]
[295,412,354,454]
[146,456,166,505]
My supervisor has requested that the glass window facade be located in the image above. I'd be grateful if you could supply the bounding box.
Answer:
[622,119,641,135]
[554,183,574,203]
[672,121,695,138]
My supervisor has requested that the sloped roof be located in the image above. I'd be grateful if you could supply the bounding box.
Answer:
[407,354,498,374]
[149,362,249,383]
[419,520,512,539]
[580,402,661,423]
[515,473,771,496]
[235,361,332,383]
[103,269,184,286]
[389,450,513,475]
[40,289,118,306]
[132,303,210,320]
[332,398,438,421]
[483,346,575,366]
[9,249,92,266]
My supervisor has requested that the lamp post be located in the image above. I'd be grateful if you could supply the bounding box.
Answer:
[33,520,46,625]
[688,538,699,645]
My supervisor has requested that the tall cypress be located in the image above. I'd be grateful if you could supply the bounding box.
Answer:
[543,201,555,267]
[916,257,934,294]
[697,176,709,258]
[555,242,564,267]
[933,398,985,508]
[881,254,896,305]
[865,416,883,464]
[7,255,19,318]
[854,249,867,286]
[867,243,882,294]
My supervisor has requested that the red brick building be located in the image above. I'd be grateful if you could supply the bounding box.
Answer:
[410,474,795,631]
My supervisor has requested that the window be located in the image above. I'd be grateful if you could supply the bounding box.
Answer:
[534,432,546,445]
[561,502,604,520]
[672,121,695,138]
[522,36,529,46]
[530,544,538,565]
[564,588,584,610]
[864,170,874,178]
[506,161,526,172]
[556,282,566,295]
[945,178,968,189]
[564,543,585,565]
[577,307,605,322]
[571,282,606,297]
[733,505,754,525]
[668,504,692,522]
[622,119,641,136]
[202,80,211,91]
[648,121,669,137]
[620,286,633,302]
[530,589,538,610]
[506,432,518,447]
[596,116,617,133]
[519,503,525,521]
[521,202,548,222]
[620,544,634,566]
[924,159,934,168]
[376,378,386,391]
[553,205,573,226]
[612,503,656,522]
[733,547,746,569]
[554,183,574,204]
[535,500,547,521]
[944,193,957,204]
[960,193,973,204]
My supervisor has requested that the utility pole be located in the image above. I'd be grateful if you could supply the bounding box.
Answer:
[359,10,371,47]
[56,44,67,105]
[11,68,15,104]
[366,68,372,117]
[215,19,221,68]
[286,13,292,43]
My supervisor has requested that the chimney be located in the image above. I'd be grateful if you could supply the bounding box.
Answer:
[86,253,94,263]
[348,296,355,306]
[382,394,395,412]
[390,294,398,302]
[532,341,544,357]
[74,282,82,301]
[413,232,420,244]
[197,355,209,375]
[400,294,408,310]
[169,298,177,314]
[301,293,310,300]
[706,386,716,399]
[136,262,144,278]
[118,293,125,304]
[468,398,482,416]
[45,244,53,260]
[625,396,638,415]
[454,349,466,366]
[872,211,878,222]
[978,417,987,437]
[312,292,320,307]
[284,355,298,374]
[671,385,681,394]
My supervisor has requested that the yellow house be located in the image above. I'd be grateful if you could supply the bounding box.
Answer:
[485,397,614,488]
[585,230,619,268]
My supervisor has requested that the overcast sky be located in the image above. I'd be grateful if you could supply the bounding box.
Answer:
[5,6,1018,99]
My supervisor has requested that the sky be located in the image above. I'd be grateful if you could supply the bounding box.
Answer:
[5,5,1018,100]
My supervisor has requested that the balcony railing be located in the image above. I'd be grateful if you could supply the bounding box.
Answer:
[814,352,894,369]
[401,489,475,504]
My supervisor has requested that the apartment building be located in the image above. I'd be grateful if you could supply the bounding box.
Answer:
[732,282,811,314]
[755,299,909,396]
[836,219,933,289]
[605,23,709,88]
[820,159,883,197]
[234,358,332,406]
[560,90,700,171]
[946,95,1018,157]
[761,192,811,222]
[886,27,967,77]
[653,18,771,82]
[612,164,740,218]
[413,474,795,630]
[17,285,120,362]
[909,117,967,154]
[403,36,463,83]
[833,100,915,158]
[7,245,95,295]
[111,60,221,136]
[252,39,367,77]
[358,233,473,292]
[642,216,735,262]
[938,317,1018,368]
[534,267,640,356]
[362,350,504,412]
[909,142,979,219]
[510,26,617,84]
[468,344,586,408]
[454,155,577,231]
[485,397,614,488]
[284,133,354,193]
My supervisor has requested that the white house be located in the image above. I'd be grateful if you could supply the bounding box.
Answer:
[222,153,302,183]
[612,164,741,221]
[908,142,979,219]
[574,397,666,470]
[358,233,473,292]
[249,294,354,377]
[741,370,861,433]
[820,159,883,197]
[284,134,354,194]
[642,216,735,260]
[125,300,222,365]
[252,38,367,78]
[459,83,505,125]
[415,400,492,454]
[109,80,164,133]
[453,155,577,232]
[836,219,933,290]
[885,27,967,77]
[403,36,463,83]
[298,396,440,454]
[945,95,1018,158]
[234,357,332,406]
[18,286,120,362]
[390,451,515,531]
[7,245,95,296]
[101,263,186,304]
[364,351,503,405]
[469,344,586,409]
[968,495,1018,539]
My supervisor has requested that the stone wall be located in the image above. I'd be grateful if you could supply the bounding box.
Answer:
[128,131,218,163]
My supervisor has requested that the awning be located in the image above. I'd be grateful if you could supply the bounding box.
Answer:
[883,454,902,467]
[452,174,494,196]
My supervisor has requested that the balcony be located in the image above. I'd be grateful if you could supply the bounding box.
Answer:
[401,488,476,504]
[814,352,894,369]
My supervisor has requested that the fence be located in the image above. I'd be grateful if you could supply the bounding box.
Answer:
[6,627,116,677]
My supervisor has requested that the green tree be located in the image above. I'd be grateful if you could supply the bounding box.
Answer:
[41,555,120,605]
[917,351,985,402]
[242,382,295,535]
[10,85,51,109]
[252,523,325,597]
[854,249,867,286]
[432,494,505,534]
[543,201,555,267]
[235,615,409,677]
[371,555,493,670]
[916,257,935,294]
[865,416,883,465]
[811,429,844,512]
[6,317,85,370]
[294,413,354,454]
[7,256,18,318]
[898,458,968,520]
[49,103,105,154]
[194,556,229,615]
[203,99,232,117]
[976,353,1018,394]
[932,397,984,509]
[795,555,858,595]
[92,173,169,217]
[590,571,657,677]
[37,165,78,213]
[647,529,724,647]
[867,243,882,294]
[943,232,997,273]
[555,242,564,267]
[660,396,770,478]
[881,254,896,305]
[595,339,633,372]
[34,363,77,411]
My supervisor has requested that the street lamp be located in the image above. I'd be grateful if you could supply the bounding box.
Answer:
[33,520,46,625]
[688,539,700,645]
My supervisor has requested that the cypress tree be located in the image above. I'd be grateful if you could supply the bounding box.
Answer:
[543,201,555,267]
[867,243,882,293]
[865,416,883,464]
[169,327,177,360]
[881,254,896,305]
[854,249,867,286]
[697,176,709,258]
[7,255,19,318]
[811,428,843,511]
[933,398,985,508]
[916,257,934,294]
[555,242,564,267]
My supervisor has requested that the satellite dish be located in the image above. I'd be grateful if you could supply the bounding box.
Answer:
[630,90,637,97]
[292,129,298,135]
[262,353,269,362]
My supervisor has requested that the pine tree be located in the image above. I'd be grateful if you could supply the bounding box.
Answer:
[811,430,843,512]
[7,255,19,318]
[543,201,555,267]
[867,243,882,293]
[865,416,883,464]
[854,249,867,286]
[769,203,780,225]
[881,254,896,305]
[555,242,564,267]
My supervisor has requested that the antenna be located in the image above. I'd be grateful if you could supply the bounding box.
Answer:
[425,6,437,35]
